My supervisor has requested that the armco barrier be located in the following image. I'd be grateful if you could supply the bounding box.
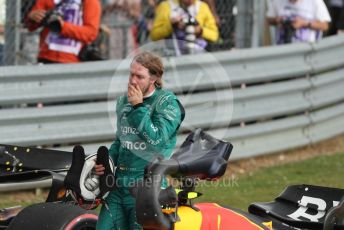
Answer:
[0,35,343,162]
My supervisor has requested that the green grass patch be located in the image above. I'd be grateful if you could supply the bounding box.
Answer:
[196,152,344,211]
[1,152,344,211]
[0,190,49,209]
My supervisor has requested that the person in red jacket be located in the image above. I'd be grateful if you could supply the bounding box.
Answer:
[26,0,101,63]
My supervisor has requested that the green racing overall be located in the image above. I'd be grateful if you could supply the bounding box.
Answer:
[96,88,183,230]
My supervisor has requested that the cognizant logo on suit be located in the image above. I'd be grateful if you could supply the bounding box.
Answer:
[121,141,147,150]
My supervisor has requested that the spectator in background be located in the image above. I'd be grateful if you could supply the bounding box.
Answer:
[26,0,101,64]
[138,0,216,45]
[202,0,220,26]
[136,0,158,44]
[328,0,344,35]
[267,0,331,44]
[0,0,5,65]
[150,0,219,55]
[102,0,141,59]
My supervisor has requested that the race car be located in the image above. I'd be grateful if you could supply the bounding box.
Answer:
[0,129,343,229]
[0,145,98,230]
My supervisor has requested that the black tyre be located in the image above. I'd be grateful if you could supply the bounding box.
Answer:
[7,202,98,230]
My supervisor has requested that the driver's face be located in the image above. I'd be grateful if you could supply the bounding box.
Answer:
[129,61,155,96]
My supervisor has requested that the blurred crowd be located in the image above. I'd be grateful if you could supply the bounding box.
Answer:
[90,0,222,58]
[0,0,343,65]
[19,0,224,63]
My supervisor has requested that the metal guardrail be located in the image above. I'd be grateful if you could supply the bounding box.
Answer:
[0,35,343,164]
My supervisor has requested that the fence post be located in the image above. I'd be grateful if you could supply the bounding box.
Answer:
[236,0,253,48]
[4,0,20,66]
[251,0,266,47]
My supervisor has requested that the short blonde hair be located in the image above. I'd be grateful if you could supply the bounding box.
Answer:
[132,51,164,88]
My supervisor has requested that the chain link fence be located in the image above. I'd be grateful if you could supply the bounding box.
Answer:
[2,0,241,66]
[209,0,237,51]
[3,0,38,66]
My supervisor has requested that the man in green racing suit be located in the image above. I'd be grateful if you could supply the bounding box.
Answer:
[95,51,184,229]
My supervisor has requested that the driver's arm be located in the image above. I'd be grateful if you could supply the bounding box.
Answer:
[126,94,182,156]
